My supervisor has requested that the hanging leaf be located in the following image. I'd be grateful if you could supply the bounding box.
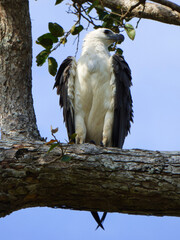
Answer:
[47,143,59,153]
[51,126,59,134]
[116,48,123,55]
[95,7,108,21]
[48,57,58,76]
[112,26,120,33]
[36,38,53,50]
[70,25,84,35]
[86,0,99,14]
[102,16,114,29]
[124,23,136,40]
[55,0,64,5]
[36,50,50,66]
[37,33,58,44]
[45,139,58,145]
[108,44,116,52]
[49,22,64,37]
[36,33,57,50]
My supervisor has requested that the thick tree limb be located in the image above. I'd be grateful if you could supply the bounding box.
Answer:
[78,0,180,25]
[151,0,180,13]
[1,140,180,218]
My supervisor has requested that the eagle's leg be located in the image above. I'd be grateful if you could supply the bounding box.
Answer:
[102,110,114,147]
[75,114,86,144]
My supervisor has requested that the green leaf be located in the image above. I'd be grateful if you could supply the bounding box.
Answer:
[116,48,123,55]
[70,25,84,35]
[37,33,58,44]
[36,50,50,66]
[102,20,113,29]
[48,57,58,76]
[61,155,71,162]
[112,26,120,33]
[95,7,108,21]
[102,15,114,29]
[124,23,136,40]
[86,0,99,14]
[47,143,59,153]
[36,38,53,50]
[55,0,64,5]
[36,33,59,50]
[108,44,116,52]
[49,22,64,37]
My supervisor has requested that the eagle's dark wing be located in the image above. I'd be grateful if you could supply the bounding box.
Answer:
[94,54,133,229]
[54,56,76,139]
[112,54,133,148]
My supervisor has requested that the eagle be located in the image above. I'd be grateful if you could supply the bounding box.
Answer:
[54,28,133,229]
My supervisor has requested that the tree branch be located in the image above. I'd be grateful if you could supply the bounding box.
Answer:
[77,0,180,25]
[1,140,180,218]
[151,0,180,13]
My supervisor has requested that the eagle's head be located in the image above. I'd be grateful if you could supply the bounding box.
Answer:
[84,28,124,47]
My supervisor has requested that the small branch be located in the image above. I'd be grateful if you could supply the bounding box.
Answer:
[136,2,146,28]
[78,4,98,27]
[74,34,80,57]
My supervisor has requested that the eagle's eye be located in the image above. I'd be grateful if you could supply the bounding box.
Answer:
[104,29,112,35]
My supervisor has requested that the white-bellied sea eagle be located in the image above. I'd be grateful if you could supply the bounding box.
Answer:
[54,28,133,229]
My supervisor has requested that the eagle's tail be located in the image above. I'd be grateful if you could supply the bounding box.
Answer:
[91,211,107,230]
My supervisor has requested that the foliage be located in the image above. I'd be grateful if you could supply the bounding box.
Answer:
[45,126,76,162]
[36,0,136,76]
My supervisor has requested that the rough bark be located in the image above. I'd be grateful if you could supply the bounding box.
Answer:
[0,0,40,140]
[1,141,180,218]
[76,0,180,26]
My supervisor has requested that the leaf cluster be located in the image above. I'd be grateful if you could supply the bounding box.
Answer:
[36,0,136,76]
[91,2,136,40]
[36,22,64,75]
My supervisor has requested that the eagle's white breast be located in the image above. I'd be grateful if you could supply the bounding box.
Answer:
[74,37,115,146]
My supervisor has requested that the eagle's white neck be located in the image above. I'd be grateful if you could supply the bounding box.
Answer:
[81,39,110,57]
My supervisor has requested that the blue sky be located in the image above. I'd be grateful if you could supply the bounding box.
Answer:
[1,0,180,239]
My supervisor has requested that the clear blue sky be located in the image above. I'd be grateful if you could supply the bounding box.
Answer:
[1,0,180,239]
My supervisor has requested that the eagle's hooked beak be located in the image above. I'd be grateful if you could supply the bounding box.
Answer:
[109,33,124,43]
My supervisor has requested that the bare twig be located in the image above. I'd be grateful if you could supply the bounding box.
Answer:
[80,4,98,26]
[74,34,80,57]
[51,132,64,156]
[136,2,146,28]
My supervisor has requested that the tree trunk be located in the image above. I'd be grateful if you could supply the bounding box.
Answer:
[0,0,40,141]
[1,141,180,218]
